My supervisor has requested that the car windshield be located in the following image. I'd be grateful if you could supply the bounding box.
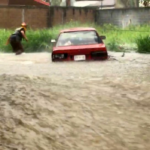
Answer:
[56,31,102,46]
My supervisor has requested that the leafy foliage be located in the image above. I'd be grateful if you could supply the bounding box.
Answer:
[136,35,150,53]
[143,0,150,7]
[50,0,61,6]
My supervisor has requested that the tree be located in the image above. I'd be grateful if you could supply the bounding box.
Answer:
[49,0,62,6]
[117,0,139,7]
[143,0,150,7]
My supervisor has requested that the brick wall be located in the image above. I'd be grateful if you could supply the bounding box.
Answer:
[0,7,22,29]
[24,7,49,29]
[0,6,150,29]
[0,6,96,29]
[0,0,8,5]
[0,6,49,29]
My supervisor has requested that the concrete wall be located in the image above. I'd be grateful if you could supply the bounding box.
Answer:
[96,7,150,28]
[50,7,150,28]
[49,7,95,27]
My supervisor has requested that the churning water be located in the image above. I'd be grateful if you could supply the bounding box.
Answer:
[0,52,150,150]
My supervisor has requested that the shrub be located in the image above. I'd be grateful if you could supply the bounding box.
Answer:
[106,38,121,52]
[136,35,150,53]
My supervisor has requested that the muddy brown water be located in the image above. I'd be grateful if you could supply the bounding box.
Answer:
[0,51,150,150]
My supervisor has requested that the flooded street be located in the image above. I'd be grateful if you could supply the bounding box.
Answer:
[0,51,150,150]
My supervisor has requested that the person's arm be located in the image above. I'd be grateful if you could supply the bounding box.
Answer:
[21,30,28,41]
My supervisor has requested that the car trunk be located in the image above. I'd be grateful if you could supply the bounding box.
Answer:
[52,43,107,61]
[52,44,108,61]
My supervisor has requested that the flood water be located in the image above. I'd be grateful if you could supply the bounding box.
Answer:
[0,51,150,150]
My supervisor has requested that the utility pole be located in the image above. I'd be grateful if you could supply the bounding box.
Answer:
[135,0,139,7]
[100,0,104,9]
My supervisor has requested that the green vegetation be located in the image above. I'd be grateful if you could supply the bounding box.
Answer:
[0,22,150,53]
[50,0,61,6]
[136,35,150,53]
[101,23,150,53]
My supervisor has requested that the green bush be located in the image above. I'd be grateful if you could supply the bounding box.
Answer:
[107,37,121,52]
[22,29,53,52]
[0,29,12,53]
[136,35,150,53]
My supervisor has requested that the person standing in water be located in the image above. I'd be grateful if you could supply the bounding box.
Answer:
[6,22,28,55]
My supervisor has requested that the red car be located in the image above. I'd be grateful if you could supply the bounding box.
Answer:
[51,27,108,62]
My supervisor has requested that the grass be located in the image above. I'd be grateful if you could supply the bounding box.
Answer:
[0,22,150,53]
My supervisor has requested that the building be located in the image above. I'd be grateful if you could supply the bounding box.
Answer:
[0,0,50,6]
[60,0,140,8]
[60,0,116,9]
[71,0,116,9]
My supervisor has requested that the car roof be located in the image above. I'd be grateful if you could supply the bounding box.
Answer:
[60,27,96,33]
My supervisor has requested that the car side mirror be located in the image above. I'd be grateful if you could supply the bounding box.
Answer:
[100,36,106,40]
[51,39,56,43]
